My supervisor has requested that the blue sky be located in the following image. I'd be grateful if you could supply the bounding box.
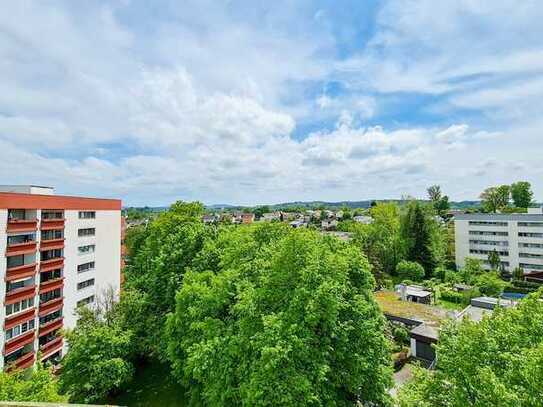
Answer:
[1,0,543,206]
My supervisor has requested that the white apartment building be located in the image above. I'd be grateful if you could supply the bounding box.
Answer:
[0,186,122,371]
[455,207,543,282]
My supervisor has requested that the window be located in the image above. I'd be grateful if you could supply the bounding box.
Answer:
[519,263,543,271]
[5,319,35,341]
[78,228,95,237]
[42,211,63,220]
[78,244,95,255]
[519,242,543,249]
[77,261,95,273]
[6,277,34,293]
[6,297,34,316]
[518,222,543,227]
[41,229,63,241]
[469,230,508,236]
[40,288,61,304]
[7,254,25,268]
[519,232,543,238]
[39,310,62,326]
[7,233,35,245]
[470,249,509,256]
[77,295,95,307]
[77,278,95,290]
[8,209,26,220]
[78,211,96,219]
[41,249,63,261]
[41,269,62,283]
[469,239,509,246]
[519,252,543,259]
[469,221,508,226]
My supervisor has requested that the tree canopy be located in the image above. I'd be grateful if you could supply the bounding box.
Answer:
[0,364,65,403]
[165,225,393,406]
[510,181,534,208]
[396,260,425,282]
[398,291,543,406]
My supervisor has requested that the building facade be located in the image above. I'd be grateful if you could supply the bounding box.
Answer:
[455,208,543,281]
[0,186,122,371]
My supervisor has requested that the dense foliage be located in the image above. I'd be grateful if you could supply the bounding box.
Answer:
[0,364,65,402]
[399,291,543,406]
[396,260,425,282]
[60,302,135,403]
[165,225,393,406]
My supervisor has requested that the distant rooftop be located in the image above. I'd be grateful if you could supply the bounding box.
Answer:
[0,185,55,195]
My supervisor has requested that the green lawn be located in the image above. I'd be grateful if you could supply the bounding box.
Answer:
[106,359,188,407]
[436,298,465,311]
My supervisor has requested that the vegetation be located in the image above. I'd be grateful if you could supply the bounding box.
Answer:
[511,181,534,208]
[398,291,543,406]
[165,226,393,406]
[0,364,65,403]
[396,260,425,282]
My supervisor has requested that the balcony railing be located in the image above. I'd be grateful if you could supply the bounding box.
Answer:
[5,241,37,257]
[6,351,36,372]
[4,285,36,304]
[39,238,65,251]
[4,308,36,331]
[39,278,64,295]
[5,262,37,281]
[39,335,63,358]
[4,330,35,356]
[39,316,63,337]
[40,219,65,230]
[6,219,38,233]
[38,297,63,317]
[39,257,64,272]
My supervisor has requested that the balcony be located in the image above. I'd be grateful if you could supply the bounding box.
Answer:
[38,297,63,317]
[40,218,65,230]
[39,336,63,360]
[39,238,65,251]
[4,308,36,331]
[6,350,36,372]
[5,262,37,281]
[39,316,63,337]
[6,219,38,233]
[4,330,35,356]
[5,241,37,257]
[4,285,36,305]
[39,257,64,272]
[39,278,64,295]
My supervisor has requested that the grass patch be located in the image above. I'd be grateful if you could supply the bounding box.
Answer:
[436,298,465,311]
[106,359,187,407]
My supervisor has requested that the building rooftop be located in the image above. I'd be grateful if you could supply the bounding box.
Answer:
[374,290,449,327]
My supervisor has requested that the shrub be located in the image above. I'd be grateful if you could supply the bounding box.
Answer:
[392,325,410,345]
[396,260,425,282]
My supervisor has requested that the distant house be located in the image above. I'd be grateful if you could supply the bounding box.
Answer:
[241,213,255,224]
[261,212,281,222]
[202,214,219,224]
[321,218,338,230]
[353,215,373,224]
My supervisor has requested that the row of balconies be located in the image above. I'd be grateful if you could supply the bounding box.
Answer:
[3,296,64,370]
[6,217,65,233]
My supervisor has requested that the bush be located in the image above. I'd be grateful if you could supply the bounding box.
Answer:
[392,325,410,345]
[512,280,542,289]
[396,260,425,282]
[476,271,506,297]
[440,289,464,304]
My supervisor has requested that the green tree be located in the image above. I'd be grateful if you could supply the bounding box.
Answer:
[396,260,425,282]
[427,185,450,217]
[398,291,543,406]
[487,249,501,271]
[166,226,393,406]
[459,258,484,284]
[400,202,438,277]
[60,304,134,403]
[511,181,534,208]
[476,271,506,297]
[352,202,403,280]
[123,201,211,355]
[480,185,510,213]
[0,363,65,402]
[512,266,524,281]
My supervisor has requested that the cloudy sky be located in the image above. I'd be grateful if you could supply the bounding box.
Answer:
[1,1,542,206]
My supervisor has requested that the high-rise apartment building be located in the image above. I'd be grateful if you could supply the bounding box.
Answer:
[0,186,121,371]
[455,207,543,282]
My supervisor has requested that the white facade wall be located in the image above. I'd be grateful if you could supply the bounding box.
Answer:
[455,213,543,273]
[0,209,6,370]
